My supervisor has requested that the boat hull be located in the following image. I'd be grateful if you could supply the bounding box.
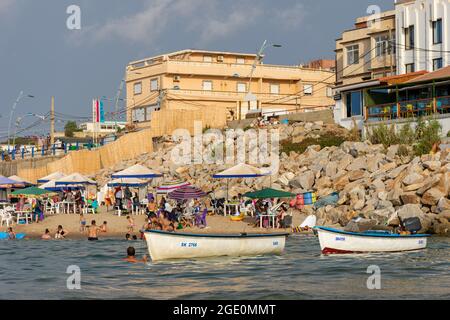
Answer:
[144,231,288,261]
[315,227,429,254]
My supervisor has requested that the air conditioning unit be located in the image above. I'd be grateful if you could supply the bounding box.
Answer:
[217,56,224,62]
[173,75,181,82]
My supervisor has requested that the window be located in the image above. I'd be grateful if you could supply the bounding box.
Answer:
[270,84,280,94]
[345,91,363,118]
[202,80,213,91]
[237,82,247,93]
[433,19,442,44]
[150,78,159,91]
[375,35,389,57]
[132,107,145,122]
[405,63,415,73]
[405,25,415,50]
[236,57,245,64]
[203,55,213,62]
[433,58,443,71]
[346,45,359,65]
[303,84,313,95]
[133,82,142,95]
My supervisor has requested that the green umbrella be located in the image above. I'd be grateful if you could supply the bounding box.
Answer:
[9,187,57,199]
[243,188,295,199]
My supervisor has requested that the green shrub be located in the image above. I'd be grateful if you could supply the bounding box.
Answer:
[281,133,346,155]
[447,130,450,137]
[413,118,442,156]
[366,118,442,156]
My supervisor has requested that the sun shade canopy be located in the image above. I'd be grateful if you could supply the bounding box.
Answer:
[55,173,96,186]
[111,164,163,179]
[244,188,295,199]
[9,187,57,199]
[168,186,207,200]
[37,172,66,183]
[213,163,270,179]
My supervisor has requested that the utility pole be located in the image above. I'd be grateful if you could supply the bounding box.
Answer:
[50,96,55,146]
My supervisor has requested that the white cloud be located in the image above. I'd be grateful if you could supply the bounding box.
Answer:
[71,0,267,46]
[276,3,308,29]
[67,0,310,48]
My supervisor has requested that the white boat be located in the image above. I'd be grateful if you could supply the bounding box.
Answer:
[314,227,430,254]
[144,230,288,261]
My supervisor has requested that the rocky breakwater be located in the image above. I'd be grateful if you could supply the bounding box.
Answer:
[93,121,449,235]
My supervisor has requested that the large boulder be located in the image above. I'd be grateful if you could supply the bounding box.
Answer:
[421,188,445,206]
[397,204,432,233]
[402,173,423,186]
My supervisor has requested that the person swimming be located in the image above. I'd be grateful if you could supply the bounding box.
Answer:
[41,229,52,240]
[55,225,68,239]
[7,227,16,240]
[100,221,108,233]
[123,247,147,264]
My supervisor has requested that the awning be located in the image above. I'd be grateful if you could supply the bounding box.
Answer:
[55,173,96,186]
[112,164,163,179]
[107,178,149,188]
[213,163,270,179]
[37,172,66,184]
[157,180,191,194]
[244,188,295,199]
[168,186,207,200]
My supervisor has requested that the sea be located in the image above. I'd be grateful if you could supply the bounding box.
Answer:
[0,235,449,300]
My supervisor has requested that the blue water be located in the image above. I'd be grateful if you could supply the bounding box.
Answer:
[0,235,449,300]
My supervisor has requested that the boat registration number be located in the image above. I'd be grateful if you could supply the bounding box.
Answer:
[180,242,198,248]
[335,237,346,241]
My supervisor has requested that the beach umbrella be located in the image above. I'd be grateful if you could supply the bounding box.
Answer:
[212,163,270,200]
[0,176,22,189]
[39,180,84,192]
[37,172,66,184]
[8,175,35,187]
[243,188,295,200]
[107,178,148,188]
[55,173,96,186]
[9,186,57,199]
[112,164,162,179]
[168,186,207,200]
[156,180,191,194]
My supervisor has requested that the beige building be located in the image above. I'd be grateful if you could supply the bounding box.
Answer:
[125,49,335,128]
[335,10,397,87]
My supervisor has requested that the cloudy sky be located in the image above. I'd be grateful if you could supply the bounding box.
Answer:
[0,0,393,137]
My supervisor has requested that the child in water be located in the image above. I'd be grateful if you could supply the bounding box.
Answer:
[79,214,86,232]
[127,216,135,233]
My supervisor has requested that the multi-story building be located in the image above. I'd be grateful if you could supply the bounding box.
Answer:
[395,0,450,74]
[334,10,397,129]
[335,10,397,87]
[125,49,335,128]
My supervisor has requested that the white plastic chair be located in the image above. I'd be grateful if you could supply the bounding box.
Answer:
[1,211,14,227]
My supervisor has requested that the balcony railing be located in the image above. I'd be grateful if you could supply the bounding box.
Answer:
[366,96,450,121]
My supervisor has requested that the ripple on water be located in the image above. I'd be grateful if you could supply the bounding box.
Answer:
[0,236,448,299]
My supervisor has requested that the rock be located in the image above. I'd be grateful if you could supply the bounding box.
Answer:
[386,145,399,159]
[334,175,349,191]
[402,173,423,186]
[347,157,367,171]
[388,164,408,179]
[417,175,441,195]
[325,162,338,178]
[423,161,441,171]
[437,198,450,212]
[421,188,445,206]
[400,193,420,205]
[404,183,425,192]
[380,162,397,172]
[397,204,432,233]
[348,170,366,182]
[297,171,315,190]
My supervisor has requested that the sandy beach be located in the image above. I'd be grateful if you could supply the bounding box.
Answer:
[8,207,310,240]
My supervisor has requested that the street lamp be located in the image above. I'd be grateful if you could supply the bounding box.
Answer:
[114,70,142,130]
[12,113,46,147]
[7,91,35,151]
[245,40,282,102]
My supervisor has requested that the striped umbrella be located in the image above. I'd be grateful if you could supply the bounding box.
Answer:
[156,180,191,194]
[168,186,207,200]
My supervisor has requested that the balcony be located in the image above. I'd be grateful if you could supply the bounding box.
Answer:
[366,96,450,121]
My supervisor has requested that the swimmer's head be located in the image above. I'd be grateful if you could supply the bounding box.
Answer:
[127,247,135,257]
